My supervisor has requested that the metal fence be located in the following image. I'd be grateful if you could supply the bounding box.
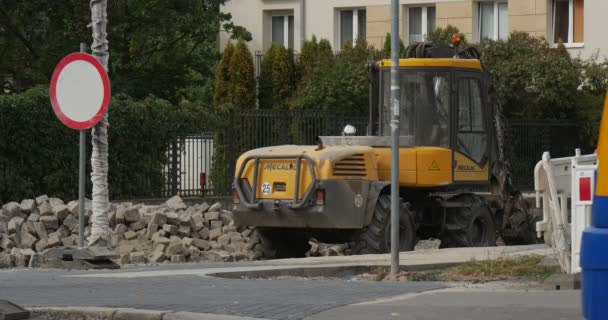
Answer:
[150,114,592,198]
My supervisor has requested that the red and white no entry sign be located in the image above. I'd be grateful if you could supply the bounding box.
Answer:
[50,52,110,130]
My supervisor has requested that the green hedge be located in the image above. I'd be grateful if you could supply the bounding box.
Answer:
[0,86,208,203]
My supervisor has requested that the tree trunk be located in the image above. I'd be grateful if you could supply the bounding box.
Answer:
[88,0,111,246]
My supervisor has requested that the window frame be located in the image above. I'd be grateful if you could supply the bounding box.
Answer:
[339,8,366,48]
[552,0,585,48]
[477,0,508,41]
[406,6,437,44]
[270,14,294,49]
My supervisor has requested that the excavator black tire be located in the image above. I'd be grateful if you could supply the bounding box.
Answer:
[441,194,496,248]
[352,194,416,254]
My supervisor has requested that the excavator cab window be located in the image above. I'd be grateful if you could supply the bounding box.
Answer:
[454,74,488,166]
[380,69,450,147]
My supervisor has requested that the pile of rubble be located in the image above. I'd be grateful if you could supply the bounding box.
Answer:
[0,195,256,268]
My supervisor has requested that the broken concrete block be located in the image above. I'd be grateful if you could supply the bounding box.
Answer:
[39,216,58,230]
[27,213,40,223]
[192,239,211,251]
[204,211,220,221]
[149,250,166,263]
[182,237,194,248]
[114,224,128,235]
[188,247,201,262]
[46,234,61,248]
[129,251,146,264]
[199,228,210,240]
[178,212,192,225]
[210,220,223,231]
[57,225,71,238]
[166,211,179,225]
[61,234,77,247]
[19,233,38,249]
[38,201,53,216]
[209,228,222,241]
[208,202,222,212]
[217,234,231,247]
[129,219,147,231]
[177,224,191,237]
[147,223,159,239]
[190,213,205,232]
[152,233,171,245]
[170,254,186,263]
[123,230,138,240]
[150,212,167,226]
[8,216,24,233]
[202,249,233,262]
[49,198,64,207]
[35,239,49,252]
[162,224,178,235]
[222,225,237,233]
[52,204,69,221]
[124,206,141,223]
[0,253,14,268]
[35,195,49,205]
[28,253,44,268]
[0,234,15,250]
[198,202,210,213]
[209,241,221,250]
[20,199,36,214]
[67,201,79,215]
[166,238,185,256]
[62,214,78,231]
[21,221,35,235]
[115,208,126,225]
[33,222,48,240]
[9,233,20,247]
[117,254,130,265]
[166,195,187,211]
[2,202,21,218]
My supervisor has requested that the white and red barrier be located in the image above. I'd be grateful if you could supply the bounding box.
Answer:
[534,149,597,274]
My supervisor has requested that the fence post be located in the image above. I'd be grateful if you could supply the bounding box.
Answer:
[171,140,179,196]
[227,110,235,194]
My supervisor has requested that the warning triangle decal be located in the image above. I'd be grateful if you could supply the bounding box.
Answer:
[429,161,440,171]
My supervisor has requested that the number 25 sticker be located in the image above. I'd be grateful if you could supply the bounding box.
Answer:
[261,182,272,195]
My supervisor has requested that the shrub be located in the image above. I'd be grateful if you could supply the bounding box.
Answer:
[271,45,296,109]
[228,39,256,109]
[0,87,209,203]
[380,33,406,58]
[214,41,235,110]
[427,25,468,44]
[258,45,279,109]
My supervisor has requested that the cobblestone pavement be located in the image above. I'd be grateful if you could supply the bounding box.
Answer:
[0,263,446,320]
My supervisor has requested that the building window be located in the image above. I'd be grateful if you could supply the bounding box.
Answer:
[478,1,508,41]
[553,0,584,45]
[340,9,366,47]
[271,15,294,49]
[408,6,436,43]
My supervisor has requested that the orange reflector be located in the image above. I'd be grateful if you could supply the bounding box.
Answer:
[451,34,462,45]
[316,189,325,205]
[232,190,240,204]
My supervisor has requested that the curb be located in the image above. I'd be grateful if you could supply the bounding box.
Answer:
[29,307,268,320]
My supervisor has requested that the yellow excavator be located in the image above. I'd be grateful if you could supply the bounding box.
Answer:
[232,40,537,258]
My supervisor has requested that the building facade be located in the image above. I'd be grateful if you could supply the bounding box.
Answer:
[220,0,606,59]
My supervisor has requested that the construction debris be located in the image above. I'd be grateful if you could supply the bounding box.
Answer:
[0,195,256,268]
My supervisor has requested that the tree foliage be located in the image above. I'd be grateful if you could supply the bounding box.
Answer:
[270,46,296,109]
[214,41,235,109]
[228,39,256,109]
[427,25,467,44]
[290,38,375,115]
[0,0,248,105]
[380,33,406,58]
[478,32,582,119]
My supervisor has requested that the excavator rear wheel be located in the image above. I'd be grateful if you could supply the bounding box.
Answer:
[441,194,496,248]
[352,194,416,254]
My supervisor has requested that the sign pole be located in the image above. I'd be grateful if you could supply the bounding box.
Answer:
[78,42,87,248]
[390,0,401,275]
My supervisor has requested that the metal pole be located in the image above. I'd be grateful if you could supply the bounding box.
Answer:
[78,42,87,248]
[390,0,401,275]
[300,0,306,49]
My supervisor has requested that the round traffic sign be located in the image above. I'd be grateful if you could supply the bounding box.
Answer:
[50,53,110,130]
